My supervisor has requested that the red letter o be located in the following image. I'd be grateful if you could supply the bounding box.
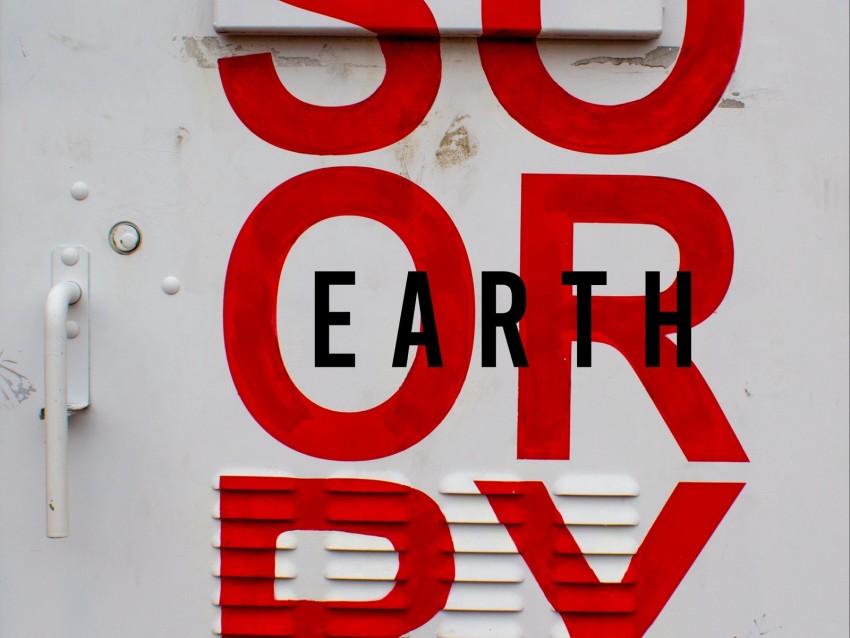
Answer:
[224,167,474,460]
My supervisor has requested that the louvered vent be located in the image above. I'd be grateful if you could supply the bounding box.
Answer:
[437,473,525,638]
[213,473,639,637]
[547,475,640,636]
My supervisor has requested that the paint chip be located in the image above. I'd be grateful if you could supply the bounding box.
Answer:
[572,46,680,69]
[436,115,477,168]
[719,98,745,108]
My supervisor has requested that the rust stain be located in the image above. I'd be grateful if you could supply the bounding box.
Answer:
[50,32,103,53]
[175,126,190,147]
[394,120,429,182]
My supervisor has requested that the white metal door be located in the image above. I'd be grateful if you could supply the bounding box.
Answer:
[1,1,847,636]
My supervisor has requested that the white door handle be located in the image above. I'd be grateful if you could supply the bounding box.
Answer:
[44,247,89,538]
[45,281,81,537]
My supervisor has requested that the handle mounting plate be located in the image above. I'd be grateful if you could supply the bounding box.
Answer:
[51,247,90,410]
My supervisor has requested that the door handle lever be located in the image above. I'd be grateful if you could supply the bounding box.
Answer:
[44,247,89,538]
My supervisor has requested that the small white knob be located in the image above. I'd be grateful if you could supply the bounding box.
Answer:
[70,181,89,201]
[162,276,181,295]
[109,222,141,254]
[118,231,139,252]
[66,321,81,339]
[61,247,80,266]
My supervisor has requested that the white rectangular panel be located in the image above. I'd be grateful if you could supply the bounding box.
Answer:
[213,0,663,39]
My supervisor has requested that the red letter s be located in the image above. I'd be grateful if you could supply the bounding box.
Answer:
[218,0,442,155]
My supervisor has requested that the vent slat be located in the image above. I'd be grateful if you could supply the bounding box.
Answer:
[553,475,640,497]
[445,585,523,613]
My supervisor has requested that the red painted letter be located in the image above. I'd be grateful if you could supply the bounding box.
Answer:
[478,0,744,154]
[224,167,474,460]
[218,476,454,637]
[477,480,744,638]
[218,0,441,155]
[518,175,747,461]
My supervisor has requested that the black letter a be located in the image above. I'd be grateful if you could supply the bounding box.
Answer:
[393,271,442,367]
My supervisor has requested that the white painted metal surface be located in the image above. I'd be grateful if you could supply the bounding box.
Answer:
[0,1,847,637]
[213,0,664,39]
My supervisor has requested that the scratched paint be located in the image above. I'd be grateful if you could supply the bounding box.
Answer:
[572,46,680,69]
[0,352,35,407]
